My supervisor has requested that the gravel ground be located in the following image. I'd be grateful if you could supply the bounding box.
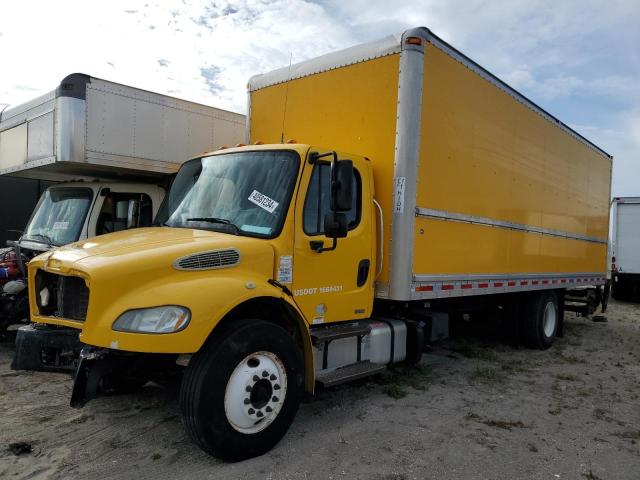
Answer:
[0,299,638,480]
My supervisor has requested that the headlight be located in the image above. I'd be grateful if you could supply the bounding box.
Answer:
[112,306,191,334]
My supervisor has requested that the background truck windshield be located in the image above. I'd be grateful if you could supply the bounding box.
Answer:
[23,188,93,246]
[156,150,299,237]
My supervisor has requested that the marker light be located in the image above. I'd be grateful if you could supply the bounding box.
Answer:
[112,306,191,334]
[405,36,423,46]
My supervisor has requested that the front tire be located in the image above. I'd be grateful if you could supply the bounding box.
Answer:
[180,319,303,461]
[522,292,559,350]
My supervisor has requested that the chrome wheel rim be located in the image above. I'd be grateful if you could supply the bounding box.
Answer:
[543,301,557,338]
[224,351,287,434]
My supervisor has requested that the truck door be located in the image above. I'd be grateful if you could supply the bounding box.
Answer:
[291,150,375,325]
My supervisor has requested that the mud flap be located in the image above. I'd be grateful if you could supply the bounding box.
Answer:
[70,347,110,408]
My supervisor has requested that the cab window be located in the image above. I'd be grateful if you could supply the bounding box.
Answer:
[303,163,361,235]
[97,192,153,234]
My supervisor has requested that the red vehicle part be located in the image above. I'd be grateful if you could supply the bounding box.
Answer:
[0,249,21,286]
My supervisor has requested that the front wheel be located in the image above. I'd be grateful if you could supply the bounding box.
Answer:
[522,292,559,350]
[180,319,303,461]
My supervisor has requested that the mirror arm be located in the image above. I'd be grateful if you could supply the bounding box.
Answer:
[309,150,337,164]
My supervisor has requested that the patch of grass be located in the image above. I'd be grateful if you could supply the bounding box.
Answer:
[450,341,499,361]
[548,406,562,415]
[481,418,527,430]
[577,388,594,397]
[553,373,580,382]
[528,443,538,453]
[612,430,640,441]
[466,366,506,384]
[151,453,162,461]
[593,408,607,420]
[559,353,584,364]
[465,412,528,430]
[581,469,603,480]
[382,384,407,399]
[464,411,481,421]
[375,364,432,399]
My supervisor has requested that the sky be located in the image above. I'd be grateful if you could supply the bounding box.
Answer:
[1,0,638,196]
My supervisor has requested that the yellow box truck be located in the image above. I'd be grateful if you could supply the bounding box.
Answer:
[19,27,612,460]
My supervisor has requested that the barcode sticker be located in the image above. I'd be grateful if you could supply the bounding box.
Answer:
[248,190,279,213]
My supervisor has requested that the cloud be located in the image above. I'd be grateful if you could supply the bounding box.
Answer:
[0,0,638,195]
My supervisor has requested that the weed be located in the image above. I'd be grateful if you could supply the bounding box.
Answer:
[481,418,527,430]
[528,443,538,452]
[581,469,603,480]
[553,373,580,382]
[548,406,562,415]
[577,388,593,397]
[464,411,481,421]
[465,412,528,430]
[559,353,584,364]
[151,453,162,461]
[466,367,505,384]
[612,430,640,441]
[382,384,407,399]
[450,341,499,361]
[376,364,432,399]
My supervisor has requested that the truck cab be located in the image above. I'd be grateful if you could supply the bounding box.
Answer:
[3,181,164,332]
[22,144,388,460]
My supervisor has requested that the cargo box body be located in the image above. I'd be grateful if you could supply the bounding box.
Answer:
[611,198,640,275]
[0,74,245,182]
[248,27,612,301]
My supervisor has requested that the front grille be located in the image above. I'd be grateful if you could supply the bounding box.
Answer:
[35,271,89,321]
[174,248,240,271]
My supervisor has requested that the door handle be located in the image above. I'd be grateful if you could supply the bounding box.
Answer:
[357,259,370,287]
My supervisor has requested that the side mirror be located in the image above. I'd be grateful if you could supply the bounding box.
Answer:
[126,199,141,229]
[324,212,347,239]
[330,160,353,212]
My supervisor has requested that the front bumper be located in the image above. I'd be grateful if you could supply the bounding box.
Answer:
[11,323,82,373]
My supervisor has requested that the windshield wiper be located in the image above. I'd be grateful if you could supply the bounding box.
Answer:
[185,217,240,235]
[23,233,58,247]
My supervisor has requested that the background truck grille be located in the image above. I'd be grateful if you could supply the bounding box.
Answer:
[173,248,240,271]
[35,271,89,321]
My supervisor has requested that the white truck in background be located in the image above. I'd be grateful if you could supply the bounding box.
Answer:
[0,73,245,349]
[611,197,640,300]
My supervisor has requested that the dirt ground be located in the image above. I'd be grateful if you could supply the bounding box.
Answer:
[0,300,638,480]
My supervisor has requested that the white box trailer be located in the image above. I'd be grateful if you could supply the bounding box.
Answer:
[1,73,245,335]
[611,197,640,299]
[0,73,245,181]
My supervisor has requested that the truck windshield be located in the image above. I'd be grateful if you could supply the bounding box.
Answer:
[23,188,93,246]
[156,150,300,237]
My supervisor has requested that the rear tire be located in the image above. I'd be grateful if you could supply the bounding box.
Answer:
[180,319,303,461]
[522,292,558,350]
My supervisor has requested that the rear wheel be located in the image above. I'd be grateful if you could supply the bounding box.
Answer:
[180,319,303,461]
[522,292,559,350]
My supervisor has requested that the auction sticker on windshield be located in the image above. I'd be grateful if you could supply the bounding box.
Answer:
[53,221,69,230]
[248,190,279,213]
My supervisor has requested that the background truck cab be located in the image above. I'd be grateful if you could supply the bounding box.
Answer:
[1,72,245,339]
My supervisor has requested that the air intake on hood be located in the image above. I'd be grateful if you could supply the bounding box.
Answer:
[173,249,240,271]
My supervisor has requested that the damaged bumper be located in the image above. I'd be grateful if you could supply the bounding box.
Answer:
[11,323,82,373]
[70,346,179,408]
